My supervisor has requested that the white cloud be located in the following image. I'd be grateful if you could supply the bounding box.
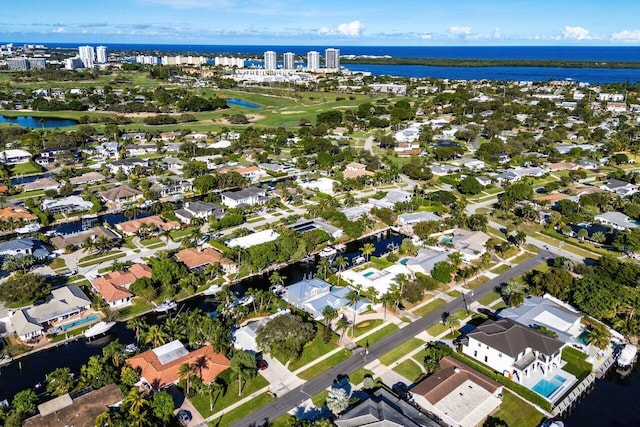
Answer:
[611,29,640,42]
[493,27,501,39]
[420,33,432,40]
[320,20,363,37]
[52,27,67,33]
[562,26,591,40]
[450,26,472,36]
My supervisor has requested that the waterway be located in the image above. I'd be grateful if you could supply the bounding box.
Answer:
[0,115,78,128]
[0,230,403,402]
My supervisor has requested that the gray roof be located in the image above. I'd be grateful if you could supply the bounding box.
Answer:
[185,200,221,214]
[0,238,51,259]
[335,388,440,427]
[604,179,633,189]
[221,187,265,201]
[383,189,412,204]
[468,318,564,358]
[283,278,332,309]
[398,212,441,224]
[499,296,582,343]
[406,249,450,274]
[11,309,43,337]
[28,286,91,324]
[595,211,638,229]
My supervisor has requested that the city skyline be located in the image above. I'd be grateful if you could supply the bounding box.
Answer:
[2,0,640,46]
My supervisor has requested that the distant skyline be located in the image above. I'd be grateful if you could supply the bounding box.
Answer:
[3,0,640,46]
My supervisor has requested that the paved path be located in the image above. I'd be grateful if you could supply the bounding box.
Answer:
[230,250,551,427]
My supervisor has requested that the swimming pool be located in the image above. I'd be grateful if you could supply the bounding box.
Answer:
[532,375,566,398]
[441,237,453,244]
[58,314,99,332]
[400,258,409,265]
[363,271,375,278]
[577,330,591,346]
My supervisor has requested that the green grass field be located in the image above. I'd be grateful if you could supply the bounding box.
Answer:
[491,390,544,427]
[392,359,424,383]
[412,298,446,317]
[298,349,351,380]
[378,338,425,366]
[355,323,399,347]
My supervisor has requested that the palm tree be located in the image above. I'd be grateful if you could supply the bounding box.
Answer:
[102,340,124,368]
[446,314,461,336]
[322,306,338,330]
[360,242,375,262]
[589,324,612,350]
[144,324,169,348]
[127,317,148,344]
[209,380,223,411]
[336,317,349,343]
[509,291,525,307]
[269,271,286,287]
[81,236,96,254]
[334,255,348,272]
[124,206,139,220]
[316,257,333,280]
[123,387,149,418]
[346,290,361,337]
[447,251,463,270]
[178,363,197,394]
[230,351,257,396]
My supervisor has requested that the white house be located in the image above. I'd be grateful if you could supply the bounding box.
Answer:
[226,229,279,249]
[463,319,565,385]
[0,149,31,165]
[600,179,638,197]
[594,211,639,231]
[220,187,268,208]
[175,201,224,224]
[368,190,412,209]
[41,196,93,215]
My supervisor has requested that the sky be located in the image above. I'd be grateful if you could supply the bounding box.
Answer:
[2,0,640,46]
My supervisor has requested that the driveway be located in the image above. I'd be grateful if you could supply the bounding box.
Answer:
[259,353,303,397]
[167,385,205,426]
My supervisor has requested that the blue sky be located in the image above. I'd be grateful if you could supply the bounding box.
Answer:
[3,0,640,45]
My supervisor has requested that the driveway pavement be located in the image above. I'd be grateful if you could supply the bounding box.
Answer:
[259,353,303,397]
[167,386,205,427]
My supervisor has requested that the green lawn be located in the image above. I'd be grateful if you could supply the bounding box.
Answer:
[284,332,338,371]
[491,264,511,274]
[78,250,125,267]
[117,298,153,320]
[356,323,399,347]
[447,290,462,298]
[298,349,351,380]
[311,389,329,408]
[169,228,191,240]
[191,371,269,419]
[478,291,502,306]
[352,319,384,337]
[511,253,534,265]
[349,368,374,386]
[491,390,545,427]
[49,257,67,271]
[208,392,273,427]
[10,160,42,176]
[465,275,489,290]
[379,338,425,366]
[412,298,446,317]
[392,359,424,383]
[562,347,593,380]
[427,322,449,337]
[140,237,161,247]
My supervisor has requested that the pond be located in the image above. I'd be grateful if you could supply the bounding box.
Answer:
[226,98,261,109]
[0,115,78,128]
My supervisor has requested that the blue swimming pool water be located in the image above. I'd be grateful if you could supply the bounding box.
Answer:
[400,258,409,265]
[532,375,566,398]
[577,330,591,346]
[363,271,375,278]
[59,314,99,332]
[441,237,453,244]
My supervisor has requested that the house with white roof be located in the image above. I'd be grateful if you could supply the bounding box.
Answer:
[340,263,412,295]
[600,179,638,197]
[405,248,451,276]
[41,196,92,215]
[397,212,442,226]
[451,229,490,261]
[368,189,412,210]
[220,187,268,208]
[0,149,31,164]
[594,211,639,231]
[226,229,279,249]
[233,309,291,353]
[175,201,225,224]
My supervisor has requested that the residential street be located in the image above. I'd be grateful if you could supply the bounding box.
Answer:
[229,250,551,427]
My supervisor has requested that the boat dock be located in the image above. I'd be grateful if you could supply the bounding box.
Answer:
[553,372,597,417]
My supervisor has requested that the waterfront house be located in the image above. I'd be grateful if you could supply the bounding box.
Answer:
[41,196,92,215]
[235,165,267,183]
[233,309,290,353]
[126,340,231,390]
[451,229,490,261]
[0,205,38,222]
[175,247,237,275]
[69,171,106,186]
[226,229,279,249]
[115,215,180,236]
[0,237,51,260]
[594,211,639,231]
[463,319,564,385]
[220,187,268,208]
[368,189,412,210]
[91,264,152,308]
[397,211,442,226]
[0,149,31,165]
[50,226,120,251]
[412,356,503,427]
[22,177,60,192]
[99,184,143,206]
[405,248,451,276]
[175,201,225,224]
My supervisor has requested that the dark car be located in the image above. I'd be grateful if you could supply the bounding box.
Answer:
[177,409,192,426]
[257,359,268,370]
[392,382,409,398]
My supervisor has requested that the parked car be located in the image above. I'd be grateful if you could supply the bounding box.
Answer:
[177,409,192,425]
[257,359,268,371]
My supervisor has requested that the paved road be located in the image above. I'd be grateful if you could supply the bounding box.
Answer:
[230,250,551,427]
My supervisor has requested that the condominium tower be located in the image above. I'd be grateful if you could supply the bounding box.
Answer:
[96,45,108,63]
[78,45,94,68]
[283,52,295,70]
[325,48,340,69]
[307,51,320,71]
[264,50,277,71]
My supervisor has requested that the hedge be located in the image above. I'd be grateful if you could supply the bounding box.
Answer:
[450,351,553,411]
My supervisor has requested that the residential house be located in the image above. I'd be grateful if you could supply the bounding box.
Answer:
[340,206,369,221]
[22,177,60,192]
[499,295,584,345]
[398,211,442,226]
[220,187,268,208]
[107,158,149,175]
[282,278,375,321]
[226,229,279,249]
[115,216,180,236]
[91,264,152,308]
[289,218,343,239]
[463,319,565,385]
[175,247,237,275]
[162,157,186,174]
[600,179,638,197]
[41,196,92,215]
[50,226,120,251]
[69,172,106,185]
[463,159,486,170]
[0,237,51,260]
[405,248,451,276]
[35,147,78,166]
[594,211,639,231]
[235,165,267,183]
[99,185,143,205]
[23,384,124,427]
[476,176,492,187]
[0,149,31,164]
[334,387,440,427]
[451,229,490,261]
[149,176,193,199]
[125,340,231,390]
[120,132,147,141]
[175,201,224,224]
[232,309,290,353]
[0,205,37,222]
[340,263,412,295]
[431,164,460,176]
[343,162,374,180]
[96,142,119,159]
[125,144,157,156]
[10,286,91,341]
[368,189,412,210]
[412,356,503,427]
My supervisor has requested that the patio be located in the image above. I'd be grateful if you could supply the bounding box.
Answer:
[519,363,576,403]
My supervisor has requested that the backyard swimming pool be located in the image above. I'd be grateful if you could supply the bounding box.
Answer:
[52,314,100,334]
[532,374,566,398]
[363,271,375,278]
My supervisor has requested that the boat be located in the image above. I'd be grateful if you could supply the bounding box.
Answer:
[203,284,223,295]
[122,343,138,354]
[300,254,315,263]
[334,244,347,252]
[154,300,178,313]
[83,321,116,338]
[319,246,337,258]
[15,223,41,234]
[352,255,366,265]
[617,344,637,368]
[270,284,286,295]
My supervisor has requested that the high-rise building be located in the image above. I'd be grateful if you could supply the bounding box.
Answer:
[283,52,295,70]
[6,57,28,70]
[78,45,95,68]
[325,48,340,69]
[96,46,107,63]
[65,57,84,70]
[307,51,320,71]
[264,51,277,71]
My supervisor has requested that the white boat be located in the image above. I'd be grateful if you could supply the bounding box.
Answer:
[300,254,315,263]
[154,300,178,313]
[203,284,223,295]
[270,284,286,295]
[319,246,337,258]
[15,223,41,234]
[84,321,116,338]
[122,343,138,354]
[352,255,366,265]
[617,344,637,368]
[334,244,347,252]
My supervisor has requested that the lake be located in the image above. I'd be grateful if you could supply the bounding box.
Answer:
[0,115,78,128]
[226,98,261,109]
